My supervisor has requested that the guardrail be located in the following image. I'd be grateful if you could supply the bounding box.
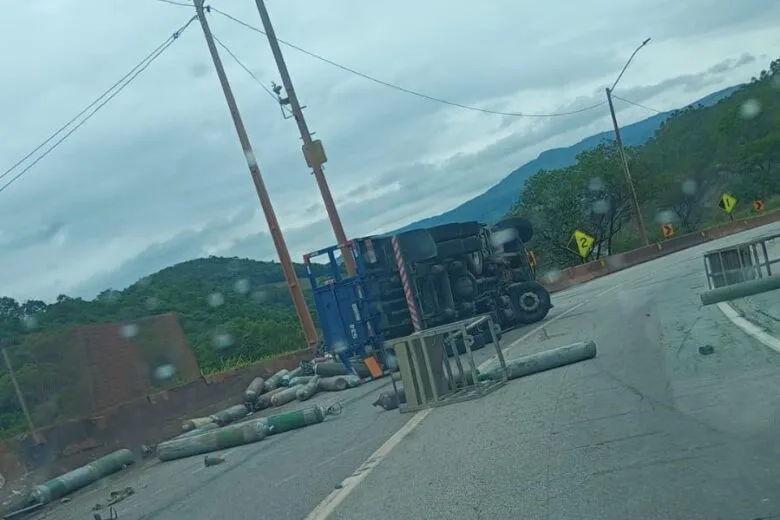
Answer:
[700,233,780,306]
[542,211,780,293]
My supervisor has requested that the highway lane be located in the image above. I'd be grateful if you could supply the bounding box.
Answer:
[327,221,780,520]
[28,222,780,520]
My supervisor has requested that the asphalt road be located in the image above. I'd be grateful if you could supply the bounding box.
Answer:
[30,222,780,520]
[327,222,780,520]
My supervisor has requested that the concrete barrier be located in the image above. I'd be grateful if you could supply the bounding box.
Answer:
[542,211,780,293]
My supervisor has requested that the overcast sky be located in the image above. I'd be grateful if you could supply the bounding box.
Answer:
[1,0,778,302]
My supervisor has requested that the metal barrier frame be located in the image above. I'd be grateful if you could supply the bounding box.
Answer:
[391,314,508,413]
[703,233,779,290]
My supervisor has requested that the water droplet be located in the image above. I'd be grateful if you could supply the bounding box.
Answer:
[384,353,398,370]
[541,270,562,284]
[213,332,234,349]
[120,324,139,339]
[681,179,697,195]
[100,290,120,303]
[208,292,225,307]
[233,278,250,295]
[227,260,241,273]
[21,315,37,330]
[190,63,208,77]
[655,209,676,224]
[244,151,258,169]
[592,199,610,215]
[332,341,348,355]
[739,98,761,119]
[154,364,176,381]
[605,255,626,270]
[51,228,68,247]
[252,291,268,303]
[145,296,160,310]
[490,228,517,248]
[588,177,604,192]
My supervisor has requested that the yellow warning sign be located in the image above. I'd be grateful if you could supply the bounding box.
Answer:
[572,230,595,258]
[661,223,674,238]
[718,193,737,214]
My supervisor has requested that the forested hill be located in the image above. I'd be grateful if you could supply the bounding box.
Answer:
[0,257,330,369]
[509,57,780,270]
[394,85,743,232]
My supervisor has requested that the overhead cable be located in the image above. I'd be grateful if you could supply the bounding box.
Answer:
[0,17,197,195]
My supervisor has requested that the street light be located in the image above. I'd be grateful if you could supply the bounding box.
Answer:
[605,37,651,247]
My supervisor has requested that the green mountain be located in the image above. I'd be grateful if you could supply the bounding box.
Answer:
[393,85,743,233]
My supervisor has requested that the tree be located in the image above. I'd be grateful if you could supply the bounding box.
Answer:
[508,55,780,269]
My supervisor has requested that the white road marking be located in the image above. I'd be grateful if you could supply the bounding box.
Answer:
[304,409,432,520]
[717,302,780,354]
[305,282,623,520]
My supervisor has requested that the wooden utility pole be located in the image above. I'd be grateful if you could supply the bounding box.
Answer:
[606,86,649,247]
[252,0,357,277]
[193,0,318,346]
[1,344,41,444]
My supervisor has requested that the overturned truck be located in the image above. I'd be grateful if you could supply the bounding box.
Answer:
[303,217,552,364]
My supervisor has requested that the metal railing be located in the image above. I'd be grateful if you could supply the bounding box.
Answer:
[703,233,779,290]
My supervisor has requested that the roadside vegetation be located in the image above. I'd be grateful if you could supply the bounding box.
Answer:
[508,57,780,270]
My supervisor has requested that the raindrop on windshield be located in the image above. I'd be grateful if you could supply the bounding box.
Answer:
[234,279,250,295]
[588,177,604,192]
[490,228,517,248]
[154,364,176,381]
[213,332,234,349]
[21,315,37,330]
[120,324,139,339]
[208,292,225,307]
[655,209,676,224]
[739,98,761,119]
[681,179,697,195]
[592,199,610,215]
[541,270,562,284]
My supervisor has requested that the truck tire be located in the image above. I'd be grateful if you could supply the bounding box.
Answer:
[510,281,551,324]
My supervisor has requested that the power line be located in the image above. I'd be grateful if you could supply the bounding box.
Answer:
[0,17,197,196]
[155,0,192,6]
[612,94,662,114]
[211,7,606,118]
[211,33,280,104]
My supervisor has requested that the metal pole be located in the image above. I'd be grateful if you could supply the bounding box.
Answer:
[1,346,41,443]
[252,0,357,277]
[606,87,649,246]
[193,0,318,346]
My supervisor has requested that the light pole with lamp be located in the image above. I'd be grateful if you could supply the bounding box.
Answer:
[605,37,651,246]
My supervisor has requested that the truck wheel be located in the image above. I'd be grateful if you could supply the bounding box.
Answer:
[510,281,551,324]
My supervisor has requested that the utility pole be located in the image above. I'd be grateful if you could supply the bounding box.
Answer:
[606,37,652,247]
[193,0,318,347]
[606,86,649,247]
[1,343,41,444]
[252,0,357,277]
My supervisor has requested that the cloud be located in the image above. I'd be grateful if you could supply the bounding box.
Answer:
[0,0,778,302]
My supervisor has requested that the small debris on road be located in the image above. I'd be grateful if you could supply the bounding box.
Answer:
[204,455,225,467]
